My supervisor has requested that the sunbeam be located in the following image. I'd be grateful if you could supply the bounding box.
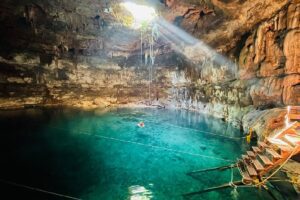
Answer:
[155,18,237,76]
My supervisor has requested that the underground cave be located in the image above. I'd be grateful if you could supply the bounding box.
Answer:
[0,0,299,199]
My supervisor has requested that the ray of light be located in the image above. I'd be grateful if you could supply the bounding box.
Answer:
[156,18,236,71]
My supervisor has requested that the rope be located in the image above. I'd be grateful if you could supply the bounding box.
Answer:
[49,126,234,163]
[256,145,300,187]
[129,117,243,140]
[0,178,82,200]
[268,180,294,183]
[173,125,242,140]
[229,165,237,189]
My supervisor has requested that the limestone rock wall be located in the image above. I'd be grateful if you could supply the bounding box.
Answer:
[0,0,173,109]
[239,0,300,108]
[167,0,300,128]
[0,55,174,109]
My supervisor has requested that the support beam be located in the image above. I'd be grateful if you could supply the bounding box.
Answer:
[183,181,244,197]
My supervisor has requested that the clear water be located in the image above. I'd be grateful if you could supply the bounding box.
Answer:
[0,108,297,200]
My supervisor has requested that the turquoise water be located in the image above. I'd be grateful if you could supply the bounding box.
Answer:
[0,108,296,199]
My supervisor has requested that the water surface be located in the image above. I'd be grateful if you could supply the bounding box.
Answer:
[0,107,296,199]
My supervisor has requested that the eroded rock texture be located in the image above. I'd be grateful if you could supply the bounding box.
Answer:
[0,0,174,108]
[164,0,300,126]
[0,0,299,128]
[239,0,300,108]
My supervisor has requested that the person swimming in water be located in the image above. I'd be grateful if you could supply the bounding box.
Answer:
[137,121,145,128]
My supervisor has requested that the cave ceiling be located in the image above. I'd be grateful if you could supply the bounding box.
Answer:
[0,0,291,68]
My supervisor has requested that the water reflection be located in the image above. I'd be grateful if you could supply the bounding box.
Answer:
[128,185,153,200]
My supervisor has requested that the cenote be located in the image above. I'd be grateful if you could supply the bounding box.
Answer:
[0,107,297,200]
[0,0,299,199]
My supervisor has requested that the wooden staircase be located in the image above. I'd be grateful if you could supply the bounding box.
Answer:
[238,108,300,185]
[184,106,300,197]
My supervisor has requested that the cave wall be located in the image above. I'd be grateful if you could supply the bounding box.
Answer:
[166,0,300,127]
[0,55,177,109]
[0,0,173,109]
[0,0,299,130]
[239,1,300,107]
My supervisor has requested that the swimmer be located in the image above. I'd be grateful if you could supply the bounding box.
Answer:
[137,121,145,128]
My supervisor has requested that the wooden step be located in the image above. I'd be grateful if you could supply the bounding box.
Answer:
[247,151,255,158]
[268,138,293,152]
[281,136,297,147]
[241,169,252,182]
[268,138,289,146]
[238,163,253,182]
[242,155,250,160]
[288,114,300,120]
[277,144,294,152]
[252,159,264,171]
[258,141,268,149]
[284,134,300,146]
[245,161,258,176]
[266,148,282,159]
[257,154,273,166]
[284,129,298,135]
[252,146,262,153]
[290,106,300,111]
